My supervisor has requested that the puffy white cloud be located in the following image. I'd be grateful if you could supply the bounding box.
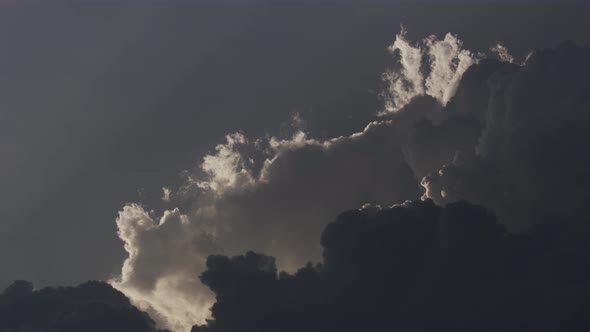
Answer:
[382,30,479,113]
[424,33,478,105]
[382,27,424,113]
[112,205,216,331]
[196,133,255,194]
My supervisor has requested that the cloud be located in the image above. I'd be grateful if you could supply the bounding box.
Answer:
[111,38,484,326]
[491,43,515,63]
[424,32,478,106]
[195,133,255,194]
[382,28,479,113]
[382,27,425,113]
[112,119,426,330]
[162,187,172,202]
[422,41,590,231]
[0,280,167,332]
[193,199,590,332]
[111,205,216,331]
[110,30,590,331]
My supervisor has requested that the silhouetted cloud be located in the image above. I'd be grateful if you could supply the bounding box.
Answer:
[422,41,590,231]
[0,280,167,332]
[193,199,590,332]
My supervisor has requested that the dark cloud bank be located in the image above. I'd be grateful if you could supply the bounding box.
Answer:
[0,280,167,332]
[193,199,590,332]
[3,38,590,331]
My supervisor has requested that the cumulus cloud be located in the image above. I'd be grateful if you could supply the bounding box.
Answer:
[109,29,590,331]
[193,200,590,332]
[0,280,167,332]
[112,119,426,330]
[111,205,216,331]
[195,133,255,194]
[113,48,484,327]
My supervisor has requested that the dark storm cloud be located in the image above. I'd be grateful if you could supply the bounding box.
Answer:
[0,280,167,332]
[192,199,590,332]
[422,41,590,231]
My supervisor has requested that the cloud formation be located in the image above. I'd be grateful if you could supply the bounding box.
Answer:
[112,120,425,330]
[491,43,515,63]
[193,199,590,332]
[110,30,590,331]
[422,41,590,231]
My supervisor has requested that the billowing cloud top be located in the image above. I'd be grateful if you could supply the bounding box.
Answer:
[382,27,479,113]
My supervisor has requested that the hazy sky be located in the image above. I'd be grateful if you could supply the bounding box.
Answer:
[1,0,589,299]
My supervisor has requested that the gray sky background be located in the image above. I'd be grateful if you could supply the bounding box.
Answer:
[1,0,589,289]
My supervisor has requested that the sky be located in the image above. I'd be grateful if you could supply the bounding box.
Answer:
[1,1,590,332]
